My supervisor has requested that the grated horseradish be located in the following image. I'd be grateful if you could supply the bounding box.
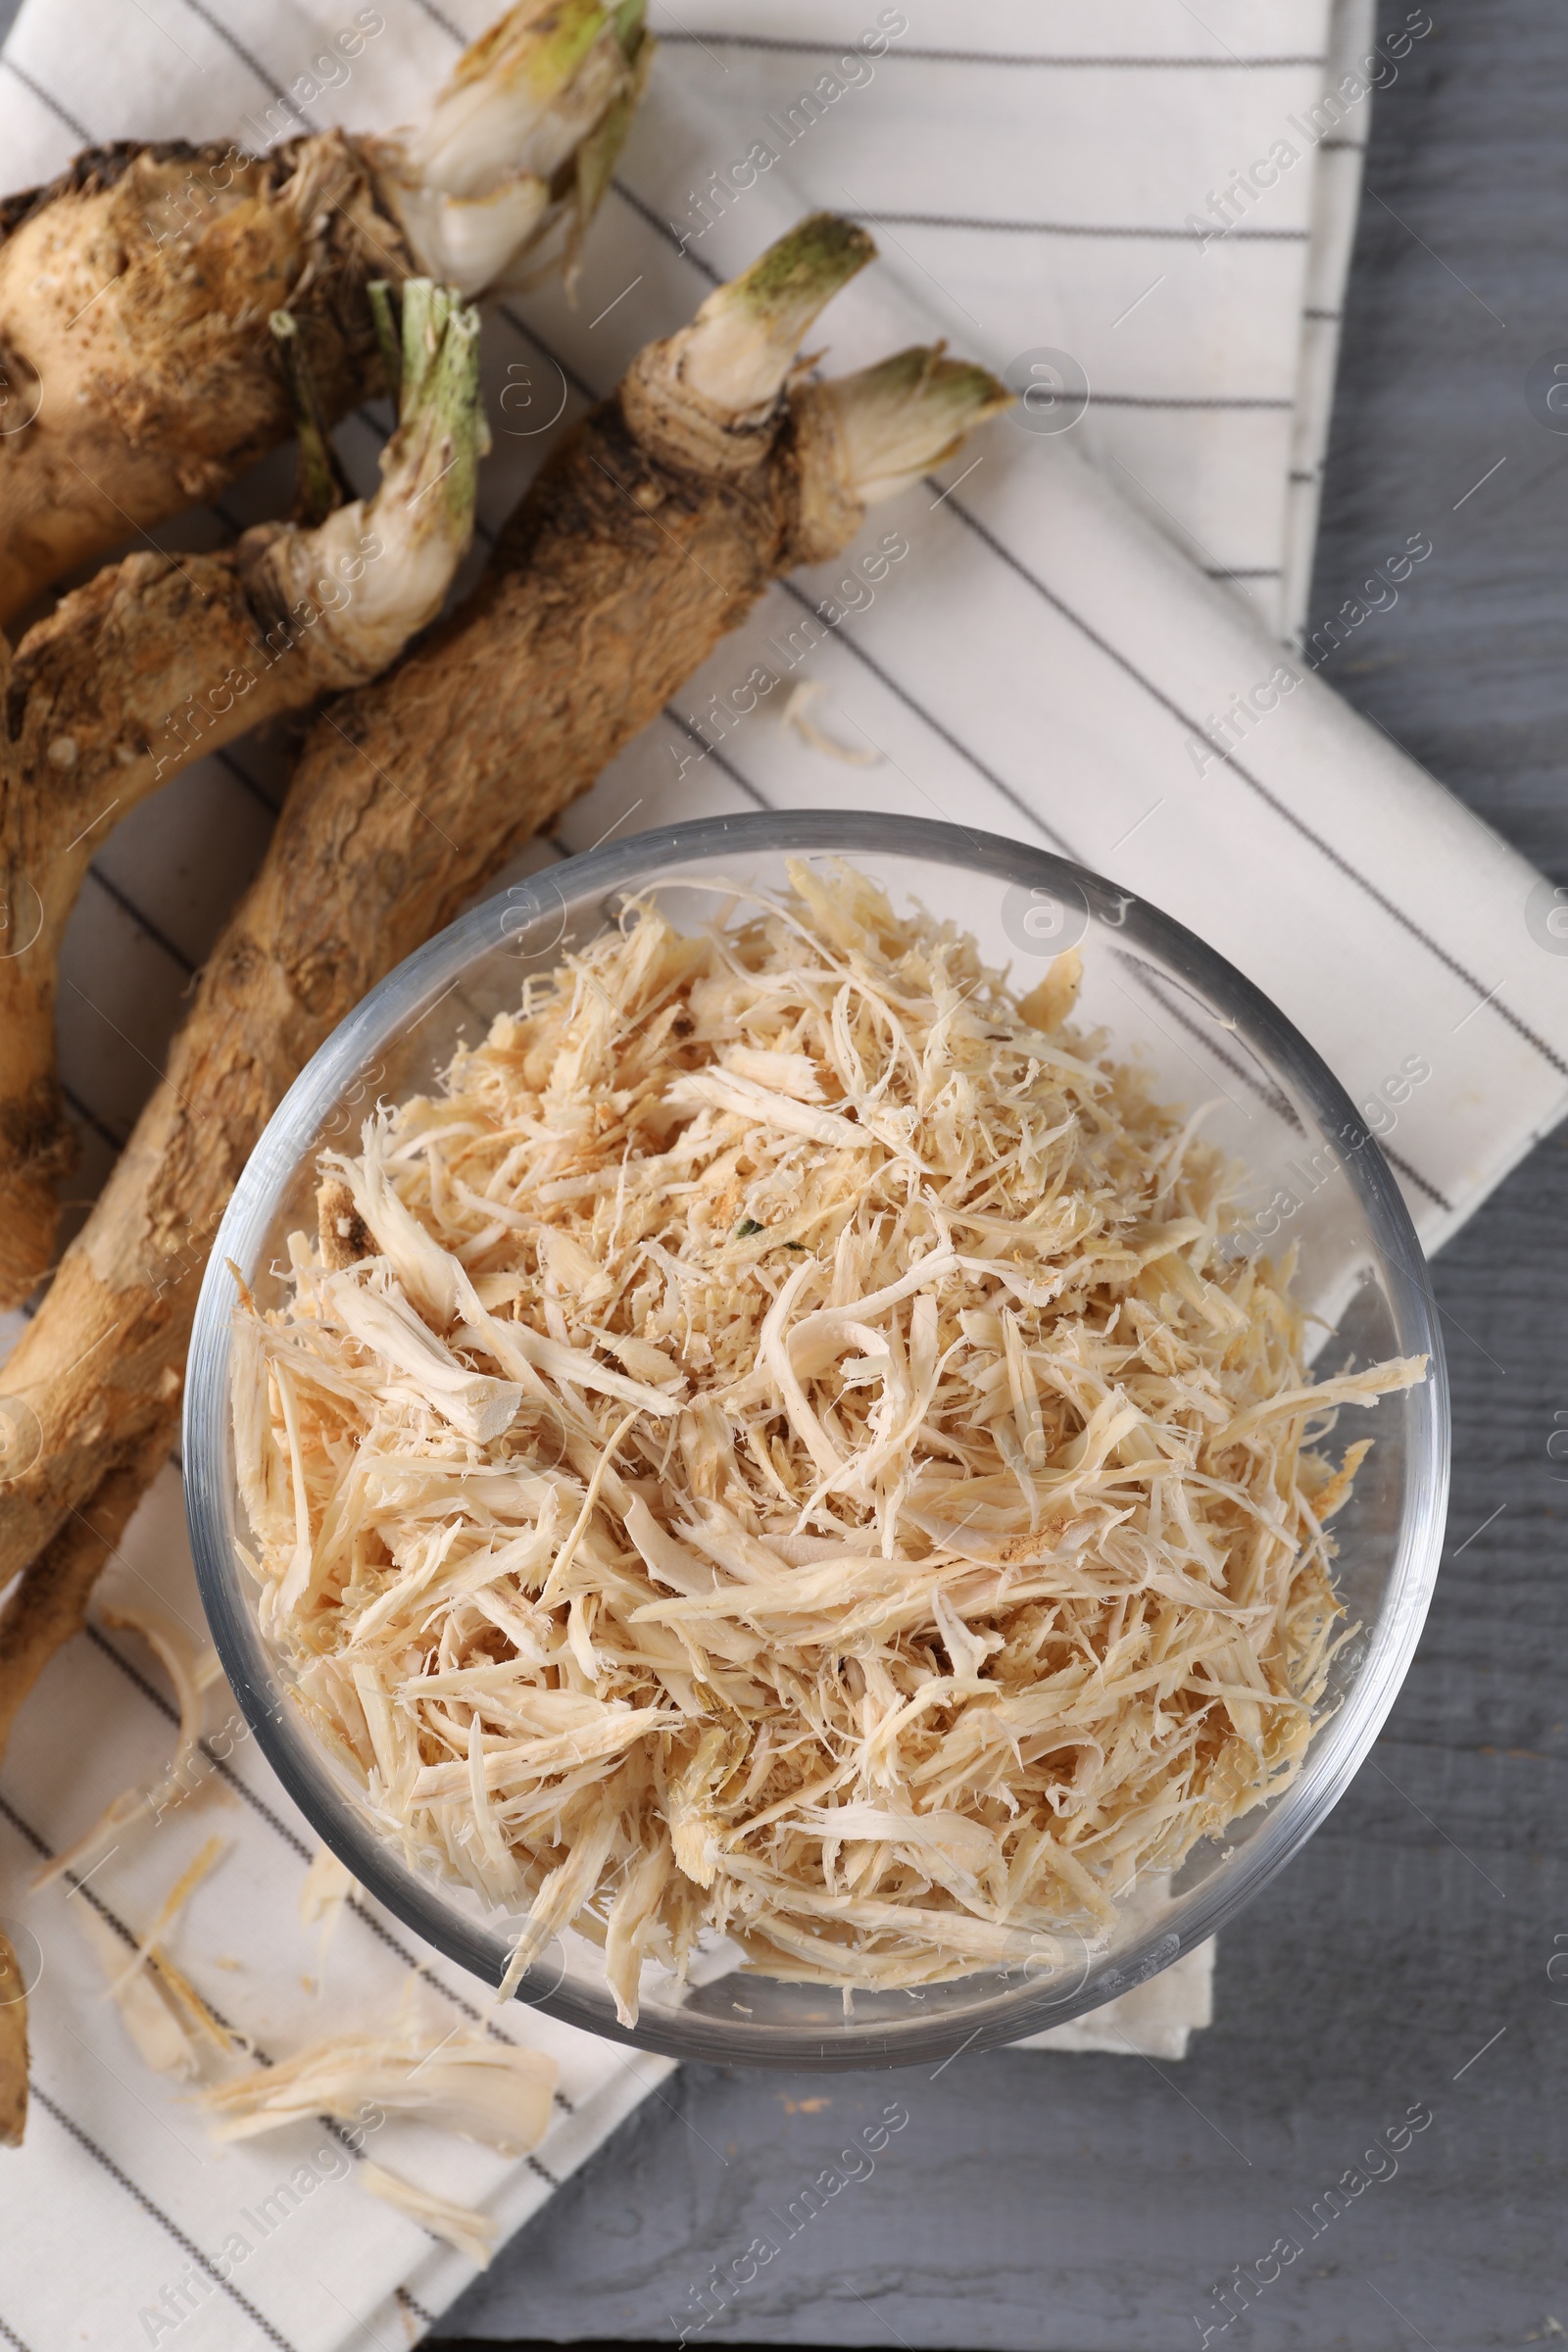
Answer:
[232,861,1423,2019]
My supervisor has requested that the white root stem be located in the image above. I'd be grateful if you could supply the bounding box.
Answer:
[369,0,654,298]
[799,343,1015,506]
[258,278,488,678]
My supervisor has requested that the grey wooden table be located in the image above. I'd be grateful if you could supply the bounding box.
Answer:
[434,4,1568,2346]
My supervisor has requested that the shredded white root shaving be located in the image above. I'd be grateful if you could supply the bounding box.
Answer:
[72,1900,201,2079]
[357,2160,499,2265]
[300,1845,357,1946]
[201,2019,557,2154]
[299,1843,358,1990]
[781,680,882,767]
[102,1835,224,2000]
[70,1838,240,2073]
[146,1950,245,2061]
[34,1605,218,1891]
[233,860,1424,2022]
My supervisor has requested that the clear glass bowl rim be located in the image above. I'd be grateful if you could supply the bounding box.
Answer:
[184,808,1449,2071]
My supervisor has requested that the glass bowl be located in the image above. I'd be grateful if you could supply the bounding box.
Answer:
[183,811,1448,2069]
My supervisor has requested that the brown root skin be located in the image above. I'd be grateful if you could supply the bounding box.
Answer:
[0,392,472,1306]
[0,214,1009,1788]
[0,1429,173,2155]
[0,1432,173,1774]
[318,1177,373,1270]
[0,4,650,624]
[0,1930,24,2147]
[0,547,380,1306]
[0,361,868,1596]
[0,132,412,626]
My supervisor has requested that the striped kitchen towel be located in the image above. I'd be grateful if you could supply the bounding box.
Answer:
[3,5,1563,2350]
[0,1468,680,2352]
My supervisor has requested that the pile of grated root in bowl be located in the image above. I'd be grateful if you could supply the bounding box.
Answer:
[231,860,1424,2021]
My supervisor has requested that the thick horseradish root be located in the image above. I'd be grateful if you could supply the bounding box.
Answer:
[232,865,1426,2017]
[0,0,650,623]
[0,218,1010,1788]
[0,1927,25,2146]
[0,280,486,1308]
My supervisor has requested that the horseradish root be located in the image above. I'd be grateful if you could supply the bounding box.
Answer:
[0,280,485,1307]
[0,1928,25,2146]
[0,218,1009,1740]
[366,0,654,300]
[232,865,1425,2013]
[0,1437,172,1775]
[0,0,649,622]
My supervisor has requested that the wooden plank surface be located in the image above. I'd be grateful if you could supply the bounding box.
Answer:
[436,3,1568,2345]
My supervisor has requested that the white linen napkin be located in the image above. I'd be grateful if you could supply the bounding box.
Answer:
[3,5,1561,2348]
